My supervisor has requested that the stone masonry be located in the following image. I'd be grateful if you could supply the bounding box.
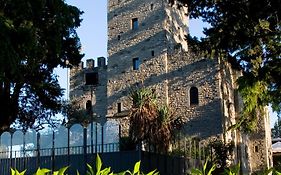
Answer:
[70,0,272,174]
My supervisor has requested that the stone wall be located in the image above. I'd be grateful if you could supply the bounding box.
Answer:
[70,57,107,120]
[107,0,170,117]
[167,50,223,138]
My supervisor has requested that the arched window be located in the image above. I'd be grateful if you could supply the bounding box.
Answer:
[190,87,199,105]
[86,100,92,113]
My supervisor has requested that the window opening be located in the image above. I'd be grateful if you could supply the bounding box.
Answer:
[133,58,140,70]
[117,103,122,113]
[151,50,155,56]
[150,4,154,10]
[85,72,99,85]
[132,18,139,30]
[190,87,199,105]
[86,100,92,114]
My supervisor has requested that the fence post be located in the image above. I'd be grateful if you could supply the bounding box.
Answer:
[83,127,87,174]
[37,132,40,168]
[10,133,13,169]
[23,132,26,170]
[95,123,98,153]
[118,125,121,150]
[91,122,94,154]
[101,124,104,153]
[67,127,70,166]
[51,130,55,173]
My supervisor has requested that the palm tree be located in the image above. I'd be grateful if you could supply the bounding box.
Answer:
[129,87,182,153]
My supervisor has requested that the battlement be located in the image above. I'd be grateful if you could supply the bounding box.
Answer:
[71,57,107,73]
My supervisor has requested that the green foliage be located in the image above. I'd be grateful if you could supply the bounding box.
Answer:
[130,87,179,152]
[117,161,158,175]
[78,154,158,175]
[34,168,51,175]
[10,168,26,175]
[129,86,183,153]
[83,154,113,175]
[0,0,84,131]
[208,139,234,173]
[224,163,240,175]
[11,166,68,175]
[272,117,281,138]
[191,158,216,175]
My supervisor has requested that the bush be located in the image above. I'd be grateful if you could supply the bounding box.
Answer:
[10,154,158,175]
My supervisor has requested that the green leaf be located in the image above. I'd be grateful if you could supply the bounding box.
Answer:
[146,170,158,175]
[96,154,102,174]
[11,168,15,175]
[57,166,69,175]
[18,169,27,175]
[275,170,281,175]
[100,167,111,175]
[86,164,94,175]
[191,168,203,175]
[35,168,51,175]
[76,170,80,175]
[207,164,216,175]
[133,161,141,174]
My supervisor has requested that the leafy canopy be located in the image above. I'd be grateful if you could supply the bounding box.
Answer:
[172,0,281,131]
[0,0,84,131]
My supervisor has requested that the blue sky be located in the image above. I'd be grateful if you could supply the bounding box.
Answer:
[55,0,277,127]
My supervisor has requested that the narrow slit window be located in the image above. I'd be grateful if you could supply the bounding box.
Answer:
[151,50,155,56]
[117,35,121,40]
[86,100,92,114]
[85,72,99,85]
[132,18,139,30]
[190,87,199,105]
[133,58,140,70]
[117,103,122,113]
[150,4,154,10]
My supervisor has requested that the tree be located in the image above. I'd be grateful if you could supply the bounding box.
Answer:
[272,116,281,138]
[129,86,182,153]
[171,0,281,131]
[0,0,84,131]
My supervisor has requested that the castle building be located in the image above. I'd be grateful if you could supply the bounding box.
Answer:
[70,0,272,173]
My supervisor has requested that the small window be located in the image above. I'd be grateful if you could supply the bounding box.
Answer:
[85,72,99,85]
[132,18,138,30]
[190,87,199,105]
[133,58,140,70]
[117,35,121,40]
[150,4,154,10]
[117,103,122,113]
[255,146,259,152]
[151,50,155,56]
[86,100,92,113]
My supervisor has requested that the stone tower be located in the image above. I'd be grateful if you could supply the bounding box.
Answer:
[107,0,188,117]
[69,0,273,173]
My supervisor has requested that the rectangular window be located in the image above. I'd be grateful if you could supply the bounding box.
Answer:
[151,50,155,56]
[85,72,99,85]
[117,103,122,113]
[150,4,154,10]
[133,58,140,70]
[132,18,138,30]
